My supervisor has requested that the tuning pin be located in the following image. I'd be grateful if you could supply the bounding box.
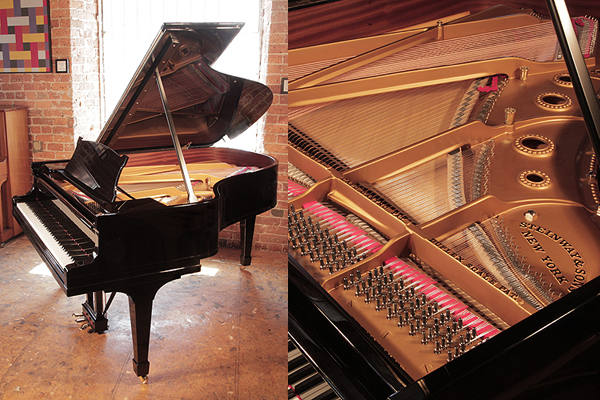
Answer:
[434,340,442,355]
[398,314,405,327]
[409,323,416,336]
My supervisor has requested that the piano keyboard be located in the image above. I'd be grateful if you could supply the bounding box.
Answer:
[288,339,339,400]
[15,198,96,269]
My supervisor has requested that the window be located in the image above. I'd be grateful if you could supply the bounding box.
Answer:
[100,0,263,151]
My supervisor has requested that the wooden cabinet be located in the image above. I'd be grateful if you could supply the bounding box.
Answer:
[0,107,31,243]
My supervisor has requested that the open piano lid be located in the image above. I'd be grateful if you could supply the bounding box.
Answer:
[63,23,272,205]
[96,22,273,153]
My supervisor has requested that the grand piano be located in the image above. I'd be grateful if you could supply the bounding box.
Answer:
[289,1,600,399]
[12,23,278,382]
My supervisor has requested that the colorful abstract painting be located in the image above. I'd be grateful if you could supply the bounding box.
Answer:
[0,0,50,73]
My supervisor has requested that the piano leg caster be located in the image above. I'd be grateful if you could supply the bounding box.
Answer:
[138,375,149,384]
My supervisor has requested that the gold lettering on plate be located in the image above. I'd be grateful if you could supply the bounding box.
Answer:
[428,238,519,300]
[519,222,586,292]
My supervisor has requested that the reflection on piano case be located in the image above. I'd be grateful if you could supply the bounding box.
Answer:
[289,2,600,399]
[13,23,278,382]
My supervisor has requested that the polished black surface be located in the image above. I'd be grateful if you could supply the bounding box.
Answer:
[63,138,128,204]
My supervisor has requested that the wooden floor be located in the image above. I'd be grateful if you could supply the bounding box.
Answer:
[0,234,287,399]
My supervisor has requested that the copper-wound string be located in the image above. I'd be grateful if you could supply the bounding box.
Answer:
[442,221,554,310]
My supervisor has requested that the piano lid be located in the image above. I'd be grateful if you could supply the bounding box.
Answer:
[97,23,273,153]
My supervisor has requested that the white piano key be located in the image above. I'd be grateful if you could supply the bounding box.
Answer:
[16,201,74,269]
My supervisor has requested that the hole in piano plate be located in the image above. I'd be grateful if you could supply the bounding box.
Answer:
[542,95,567,105]
[553,73,573,86]
[536,92,572,109]
[521,138,548,150]
[526,173,544,183]
[519,170,551,187]
[558,75,571,83]
[514,135,554,155]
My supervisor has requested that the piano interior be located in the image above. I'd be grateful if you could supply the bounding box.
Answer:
[288,2,600,396]
[53,157,257,208]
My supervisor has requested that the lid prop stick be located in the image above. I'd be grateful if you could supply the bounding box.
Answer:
[154,67,198,204]
[546,0,600,162]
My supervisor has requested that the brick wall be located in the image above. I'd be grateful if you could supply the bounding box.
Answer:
[1,0,287,254]
[219,0,288,253]
[0,0,82,161]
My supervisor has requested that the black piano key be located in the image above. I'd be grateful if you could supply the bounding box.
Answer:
[289,363,315,385]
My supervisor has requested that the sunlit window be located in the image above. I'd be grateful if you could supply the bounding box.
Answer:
[100,0,262,151]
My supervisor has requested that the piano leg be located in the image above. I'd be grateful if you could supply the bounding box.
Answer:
[239,216,256,266]
[122,278,176,383]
